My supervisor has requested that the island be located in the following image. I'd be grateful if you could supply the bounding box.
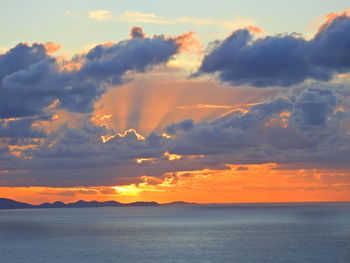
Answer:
[0,198,197,209]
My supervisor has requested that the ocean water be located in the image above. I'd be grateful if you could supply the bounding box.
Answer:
[0,203,349,263]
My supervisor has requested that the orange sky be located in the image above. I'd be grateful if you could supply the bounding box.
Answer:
[2,163,350,204]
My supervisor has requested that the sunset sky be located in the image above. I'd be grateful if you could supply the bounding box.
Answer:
[1,0,350,204]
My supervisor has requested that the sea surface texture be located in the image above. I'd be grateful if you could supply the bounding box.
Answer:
[0,203,349,263]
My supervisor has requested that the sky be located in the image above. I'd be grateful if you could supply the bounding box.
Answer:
[1,1,350,204]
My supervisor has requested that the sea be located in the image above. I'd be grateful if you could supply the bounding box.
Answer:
[0,202,349,263]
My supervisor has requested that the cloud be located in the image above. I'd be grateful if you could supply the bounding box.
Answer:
[0,43,49,82]
[88,10,169,24]
[130,27,146,39]
[119,10,169,24]
[316,8,350,33]
[166,119,194,135]
[80,32,184,85]
[44,42,62,53]
[0,54,346,186]
[87,10,257,30]
[1,80,349,188]
[167,86,348,164]
[88,10,114,21]
[198,14,350,87]
[309,15,350,71]
[0,116,49,139]
[0,28,189,120]
[168,97,293,155]
[292,88,338,127]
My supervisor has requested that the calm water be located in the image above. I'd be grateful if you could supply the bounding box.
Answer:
[0,203,349,263]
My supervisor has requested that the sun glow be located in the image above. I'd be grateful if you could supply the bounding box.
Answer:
[92,74,276,136]
[112,185,143,196]
[164,152,182,161]
[135,158,156,164]
[118,129,145,140]
[2,161,350,204]
[101,128,145,143]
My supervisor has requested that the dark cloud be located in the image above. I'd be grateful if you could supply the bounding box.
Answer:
[310,15,350,71]
[0,116,48,138]
[0,28,186,120]
[292,88,338,127]
[81,32,182,85]
[0,59,63,118]
[198,15,350,87]
[169,97,293,155]
[165,119,194,135]
[130,27,146,39]
[0,58,349,189]
[0,43,49,82]
[168,87,348,163]
[2,83,349,187]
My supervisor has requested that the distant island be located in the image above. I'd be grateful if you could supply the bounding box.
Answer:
[0,198,197,209]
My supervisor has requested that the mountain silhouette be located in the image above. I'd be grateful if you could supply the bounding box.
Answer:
[0,198,35,209]
[0,198,196,209]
